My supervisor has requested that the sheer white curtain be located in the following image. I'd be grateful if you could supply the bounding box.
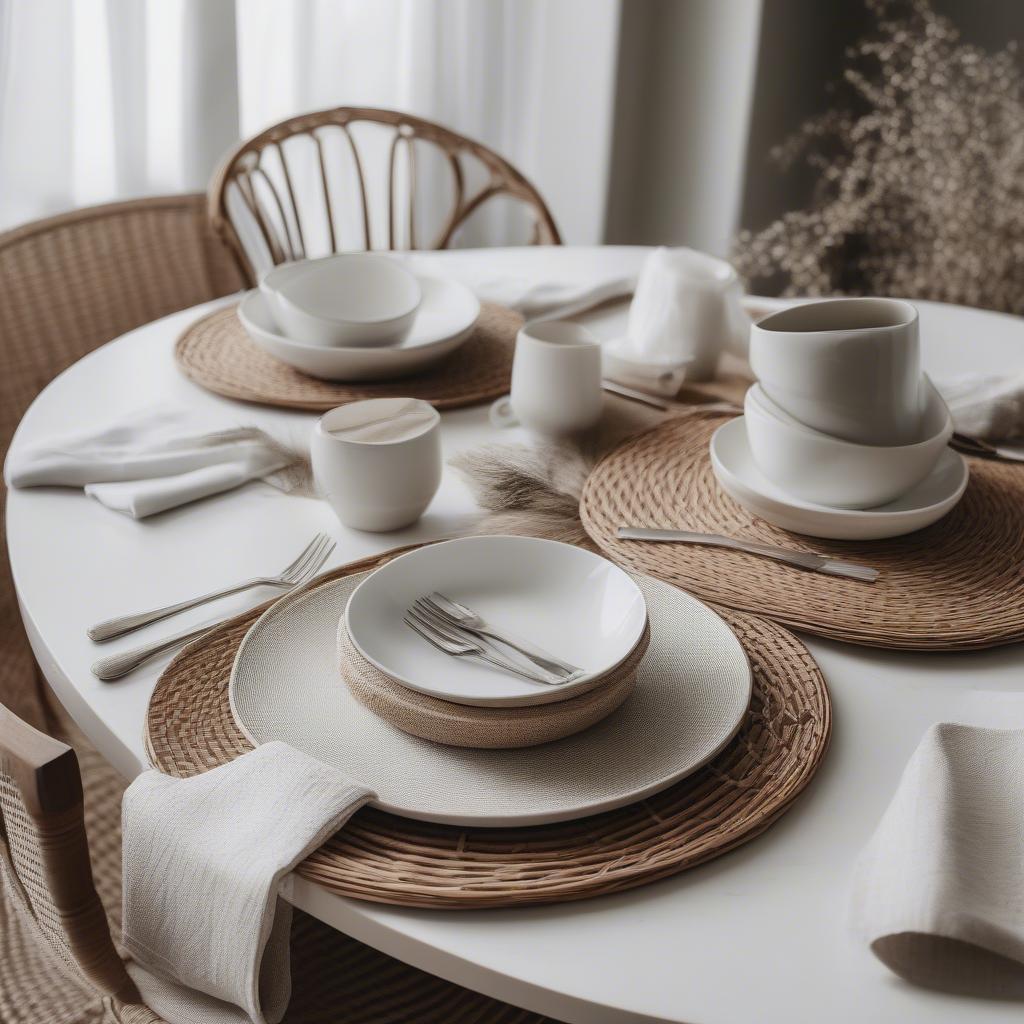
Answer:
[0,0,620,242]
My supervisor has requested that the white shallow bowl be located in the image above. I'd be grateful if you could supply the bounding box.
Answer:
[262,253,421,347]
[238,275,479,381]
[744,378,953,509]
[345,536,649,708]
[710,417,968,540]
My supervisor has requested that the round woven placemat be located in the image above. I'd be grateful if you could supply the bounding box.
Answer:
[339,615,649,749]
[175,302,521,411]
[145,548,830,909]
[580,409,1024,651]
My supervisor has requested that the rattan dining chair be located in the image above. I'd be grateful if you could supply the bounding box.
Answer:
[208,106,562,284]
[0,701,559,1023]
[0,194,245,732]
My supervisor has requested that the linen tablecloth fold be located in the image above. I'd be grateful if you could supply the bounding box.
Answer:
[850,723,1024,997]
[5,407,303,518]
[122,742,374,1024]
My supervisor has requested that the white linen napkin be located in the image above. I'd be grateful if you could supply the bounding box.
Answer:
[122,742,374,1024]
[6,408,303,518]
[850,723,1024,997]
[934,371,1024,445]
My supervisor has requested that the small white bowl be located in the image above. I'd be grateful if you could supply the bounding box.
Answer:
[744,378,953,509]
[345,536,648,708]
[261,253,422,348]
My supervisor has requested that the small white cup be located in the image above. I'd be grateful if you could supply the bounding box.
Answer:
[311,398,441,532]
[509,321,603,437]
[749,297,921,446]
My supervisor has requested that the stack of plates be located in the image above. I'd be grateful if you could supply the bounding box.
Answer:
[229,535,754,826]
[237,253,481,382]
[341,537,651,748]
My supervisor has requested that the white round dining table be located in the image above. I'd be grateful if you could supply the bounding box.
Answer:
[8,246,1024,1024]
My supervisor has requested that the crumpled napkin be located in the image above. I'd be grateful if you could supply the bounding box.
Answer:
[850,723,1024,998]
[934,371,1024,444]
[6,407,306,518]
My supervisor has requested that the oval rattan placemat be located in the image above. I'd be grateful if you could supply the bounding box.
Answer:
[175,302,521,411]
[580,409,1024,651]
[145,548,830,909]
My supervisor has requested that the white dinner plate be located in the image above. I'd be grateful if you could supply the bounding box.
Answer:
[229,569,751,827]
[710,417,969,540]
[345,536,648,708]
[237,273,480,381]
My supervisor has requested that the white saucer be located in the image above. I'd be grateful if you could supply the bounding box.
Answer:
[237,273,480,381]
[229,569,751,827]
[345,536,648,708]
[710,417,969,540]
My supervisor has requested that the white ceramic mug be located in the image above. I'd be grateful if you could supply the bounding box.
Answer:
[748,297,922,446]
[311,398,441,531]
[507,320,603,437]
[627,247,751,382]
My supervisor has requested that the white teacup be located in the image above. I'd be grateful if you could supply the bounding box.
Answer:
[508,321,603,437]
[749,297,921,446]
[311,398,441,532]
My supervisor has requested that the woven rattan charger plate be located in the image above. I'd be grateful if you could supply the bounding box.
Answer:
[146,545,830,909]
[175,301,521,411]
[580,409,1024,651]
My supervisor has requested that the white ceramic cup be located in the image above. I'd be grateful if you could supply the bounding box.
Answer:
[627,247,751,382]
[311,398,441,531]
[749,297,921,446]
[509,320,603,437]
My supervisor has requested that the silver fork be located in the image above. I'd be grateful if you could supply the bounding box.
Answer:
[409,600,569,684]
[403,614,567,686]
[88,533,334,641]
[91,539,335,681]
[421,593,583,677]
[616,527,880,582]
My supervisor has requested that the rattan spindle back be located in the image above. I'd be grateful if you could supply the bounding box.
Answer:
[208,106,561,283]
[0,195,244,731]
[0,704,141,1008]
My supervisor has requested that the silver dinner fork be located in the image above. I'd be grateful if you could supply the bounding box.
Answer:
[91,538,335,681]
[616,527,880,582]
[419,593,583,677]
[88,533,335,641]
[403,614,567,686]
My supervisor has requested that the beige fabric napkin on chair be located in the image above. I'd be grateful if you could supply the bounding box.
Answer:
[122,742,373,1024]
[850,723,1024,997]
[6,407,302,518]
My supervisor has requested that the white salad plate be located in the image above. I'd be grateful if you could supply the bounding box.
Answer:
[345,536,648,708]
[710,416,969,540]
[237,273,480,381]
[229,568,751,827]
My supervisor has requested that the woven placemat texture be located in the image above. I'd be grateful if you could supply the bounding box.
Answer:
[146,549,830,909]
[579,409,1024,650]
[174,302,521,411]
[339,616,648,749]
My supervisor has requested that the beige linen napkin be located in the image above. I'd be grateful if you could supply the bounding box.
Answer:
[122,742,373,1024]
[850,723,1024,997]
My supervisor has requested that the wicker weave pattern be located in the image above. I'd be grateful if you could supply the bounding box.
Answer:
[579,410,1024,650]
[145,549,831,909]
[208,105,561,283]
[174,301,521,411]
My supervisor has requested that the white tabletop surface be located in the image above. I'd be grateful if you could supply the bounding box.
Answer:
[7,246,1024,1024]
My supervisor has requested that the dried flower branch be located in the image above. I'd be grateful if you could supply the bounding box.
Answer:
[733,0,1024,313]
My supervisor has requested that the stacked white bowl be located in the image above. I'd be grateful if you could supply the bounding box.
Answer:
[746,298,953,510]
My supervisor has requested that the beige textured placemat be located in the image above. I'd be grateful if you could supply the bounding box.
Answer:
[339,617,649,748]
[145,547,831,908]
[175,302,521,411]
[580,409,1024,650]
